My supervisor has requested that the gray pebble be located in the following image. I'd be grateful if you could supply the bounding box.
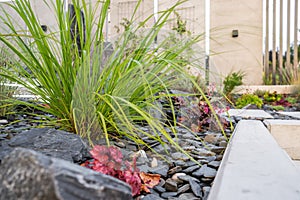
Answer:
[177,184,191,194]
[178,193,201,200]
[203,186,211,200]
[142,194,164,200]
[171,152,190,161]
[161,192,178,199]
[154,185,166,193]
[149,165,169,178]
[189,178,203,197]
[182,165,200,173]
[208,161,221,169]
[165,178,178,192]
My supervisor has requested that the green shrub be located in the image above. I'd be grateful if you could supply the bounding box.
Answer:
[285,96,297,104]
[263,91,282,102]
[235,94,263,109]
[223,71,244,98]
[270,105,285,111]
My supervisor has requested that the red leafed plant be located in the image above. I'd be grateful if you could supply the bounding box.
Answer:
[82,145,160,196]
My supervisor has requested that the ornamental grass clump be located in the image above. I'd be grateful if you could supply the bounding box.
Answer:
[0,47,17,118]
[0,0,223,160]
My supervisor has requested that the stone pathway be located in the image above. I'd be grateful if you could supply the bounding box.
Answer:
[222,109,273,120]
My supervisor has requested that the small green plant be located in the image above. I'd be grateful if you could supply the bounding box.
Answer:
[285,96,297,104]
[263,91,282,102]
[270,105,285,111]
[223,71,244,97]
[172,11,190,35]
[262,91,294,107]
[235,94,263,109]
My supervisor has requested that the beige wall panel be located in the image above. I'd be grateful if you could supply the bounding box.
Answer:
[210,0,263,85]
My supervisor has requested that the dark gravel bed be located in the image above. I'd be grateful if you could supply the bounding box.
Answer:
[1,99,300,199]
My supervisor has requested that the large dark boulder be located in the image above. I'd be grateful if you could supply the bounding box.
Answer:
[0,128,90,163]
[0,148,132,200]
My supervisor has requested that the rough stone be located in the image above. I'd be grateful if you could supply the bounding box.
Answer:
[152,143,171,154]
[192,164,217,178]
[189,178,203,197]
[151,157,158,168]
[204,134,219,144]
[178,193,201,200]
[182,139,203,148]
[182,165,200,173]
[219,140,228,148]
[138,164,150,173]
[171,172,186,183]
[136,156,150,165]
[184,160,199,167]
[149,165,169,178]
[142,194,164,200]
[0,140,11,163]
[206,156,217,162]
[183,146,196,151]
[158,178,166,187]
[165,178,178,192]
[201,177,213,182]
[0,148,132,200]
[3,128,90,163]
[192,149,215,157]
[0,134,8,140]
[177,174,198,183]
[182,132,197,140]
[202,186,211,200]
[171,152,190,161]
[168,166,182,175]
[154,185,166,193]
[174,160,186,166]
[208,161,221,169]
[177,184,191,194]
[0,119,8,124]
[161,192,178,199]
[215,155,223,161]
[210,146,225,154]
[114,141,126,148]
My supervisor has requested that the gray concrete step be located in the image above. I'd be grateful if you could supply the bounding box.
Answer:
[222,109,273,119]
[208,120,300,200]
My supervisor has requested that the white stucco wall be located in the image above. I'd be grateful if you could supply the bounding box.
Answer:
[210,0,263,85]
